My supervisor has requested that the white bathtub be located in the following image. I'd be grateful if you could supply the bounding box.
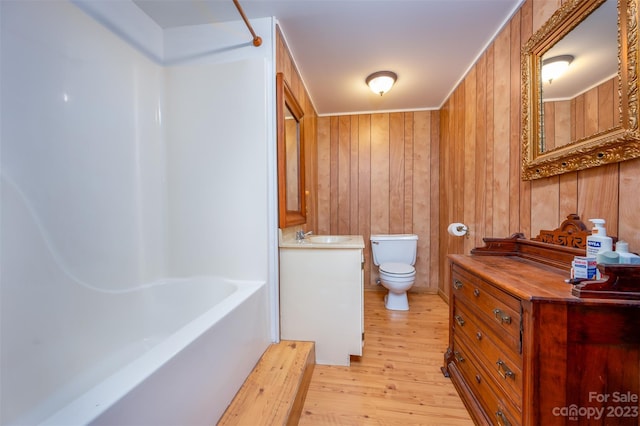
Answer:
[6,277,270,426]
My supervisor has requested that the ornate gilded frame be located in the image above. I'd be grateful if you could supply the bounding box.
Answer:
[521,0,640,180]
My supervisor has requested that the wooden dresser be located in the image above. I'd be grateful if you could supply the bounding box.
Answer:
[443,232,640,425]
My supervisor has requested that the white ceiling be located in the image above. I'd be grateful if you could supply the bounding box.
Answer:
[133,0,524,115]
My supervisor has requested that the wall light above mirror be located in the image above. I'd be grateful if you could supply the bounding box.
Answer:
[521,0,640,180]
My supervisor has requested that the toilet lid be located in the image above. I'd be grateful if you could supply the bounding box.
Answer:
[380,262,415,275]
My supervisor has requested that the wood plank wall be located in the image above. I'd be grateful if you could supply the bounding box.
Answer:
[276,31,442,293]
[315,112,440,292]
[276,25,318,233]
[439,0,640,300]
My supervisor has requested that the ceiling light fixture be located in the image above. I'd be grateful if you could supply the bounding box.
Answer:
[541,55,574,84]
[366,71,397,96]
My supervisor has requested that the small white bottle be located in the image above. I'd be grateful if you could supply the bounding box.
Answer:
[586,219,613,258]
[615,241,640,264]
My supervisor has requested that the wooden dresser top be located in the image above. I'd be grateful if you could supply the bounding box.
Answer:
[449,253,640,307]
[450,254,574,301]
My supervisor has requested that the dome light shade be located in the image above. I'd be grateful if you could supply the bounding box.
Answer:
[366,71,397,95]
[541,55,574,84]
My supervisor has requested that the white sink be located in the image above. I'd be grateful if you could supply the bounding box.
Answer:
[307,235,350,244]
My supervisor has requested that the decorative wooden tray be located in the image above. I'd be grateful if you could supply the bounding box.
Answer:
[572,264,640,300]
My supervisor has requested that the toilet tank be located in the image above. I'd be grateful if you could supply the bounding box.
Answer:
[370,234,418,266]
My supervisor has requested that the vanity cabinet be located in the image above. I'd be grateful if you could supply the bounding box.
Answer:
[444,237,640,425]
[279,235,364,366]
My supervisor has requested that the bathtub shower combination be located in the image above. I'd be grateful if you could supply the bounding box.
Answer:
[1,1,276,425]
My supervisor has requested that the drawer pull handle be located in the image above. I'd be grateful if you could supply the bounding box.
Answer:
[495,410,511,426]
[476,331,482,340]
[454,315,465,326]
[475,374,481,384]
[454,351,465,362]
[496,359,515,380]
[453,279,463,290]
[493,308,512,324]
[473,288,480,297]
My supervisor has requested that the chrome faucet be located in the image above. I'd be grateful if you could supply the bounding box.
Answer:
[295,230,313,240]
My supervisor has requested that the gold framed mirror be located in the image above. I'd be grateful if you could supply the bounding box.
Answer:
[277,72,306,228]
[521,0,640,180]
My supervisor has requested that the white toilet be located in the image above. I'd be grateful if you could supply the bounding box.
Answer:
[370,234,418,311]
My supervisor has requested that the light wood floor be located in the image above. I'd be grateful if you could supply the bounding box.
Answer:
[299,291,473,425]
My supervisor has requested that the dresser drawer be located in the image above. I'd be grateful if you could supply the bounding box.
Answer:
[453,302,523,409]
[452,297,521,365]
[451,335,520,426]
[451,265,521,351]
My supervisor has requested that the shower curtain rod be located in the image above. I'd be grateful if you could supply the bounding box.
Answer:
[233,0,262,47]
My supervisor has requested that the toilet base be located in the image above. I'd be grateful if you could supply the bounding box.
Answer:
[384,291,409,311]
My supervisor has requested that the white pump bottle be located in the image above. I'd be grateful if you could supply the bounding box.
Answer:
[586,219,613,258]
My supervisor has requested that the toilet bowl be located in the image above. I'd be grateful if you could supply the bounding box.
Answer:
[379,262,416,310]
[370,234,418,311]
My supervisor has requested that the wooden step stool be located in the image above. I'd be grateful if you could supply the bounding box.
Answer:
[218,340,315,426]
